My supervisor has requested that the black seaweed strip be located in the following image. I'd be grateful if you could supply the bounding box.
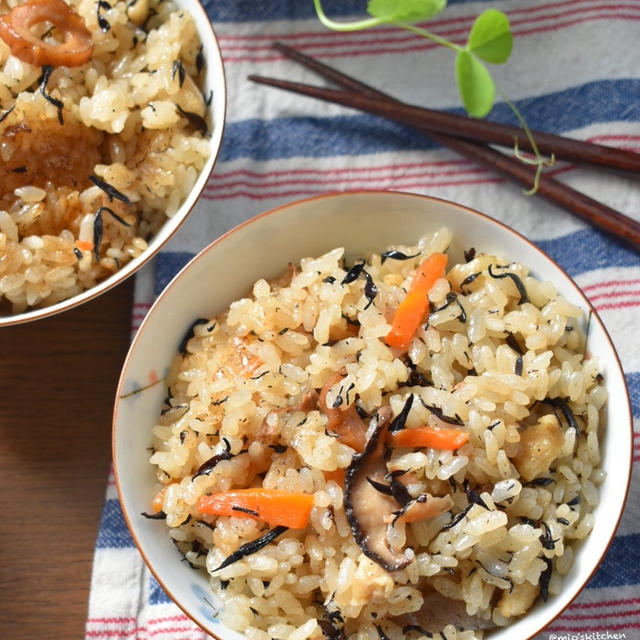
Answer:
[178,317,209,353]
[278,327,289,335]
[323,276,336,284]
[205,90,213,107]
[464,247,476,262]
[93,210,104,261]
[545,397,580,434]
[540,557,553,602]
[388,394,414,433]
[12,166,27,173]
[89,174,133,205]
[380,249,420,264]
[0,106,14,124]
[487,264,529,304]
[520,516,539,528]
[441,631,449,640]
[363,270,378,309]
[232,505,260,516]
[73,247,83,260]
[331,385,344,409]
[402,624,433,637]
[196,45,205,73]
[487,421,500,431]
[213,525,288,571]
[431,293,466,323]
[389,474,413,505]
[172,60,186,87]
[212,396,228,406]
[340,259,365,285]
[175,104,208,135]
[268,444,287,453]
[352,402,369,420]
[464,479,489,510]
[193,437,232,479]
[525,477,555,487]
[505,333,524,354]
[375,625,391,640]
[539,522,559,550]
[97,0,111,32]
[460,272,480,288]
[39,66,64,124]
[318,618,346,640]
[366,477,394,496]
[441,502,472,531]
[140,511,167,519]
[515,354,523,376]
[557,517,570,526]
[418,398,465,426]
[448,476,457,492]
[567,495,581,506]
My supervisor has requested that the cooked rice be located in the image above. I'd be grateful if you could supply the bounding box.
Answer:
[0,0,211,313]
[149,228,607,639]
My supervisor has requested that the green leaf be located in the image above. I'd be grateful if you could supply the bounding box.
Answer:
[367,0,447,23]
[466,9,512,64]
[455,50,495,117]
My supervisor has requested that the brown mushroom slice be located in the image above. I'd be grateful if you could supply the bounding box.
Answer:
[344,406,412,571]
[394,588,496,633]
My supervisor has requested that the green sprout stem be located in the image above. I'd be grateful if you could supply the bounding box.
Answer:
[501,92,555,195]
[400,22,462,53]
[313,0,383,31]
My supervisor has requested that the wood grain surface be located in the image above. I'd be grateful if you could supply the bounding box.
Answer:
[0,279,134,640]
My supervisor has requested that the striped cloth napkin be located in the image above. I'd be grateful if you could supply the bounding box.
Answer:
[86,1,640,638]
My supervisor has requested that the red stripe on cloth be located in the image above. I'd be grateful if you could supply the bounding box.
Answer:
[205,165,489,194]
[87,617,136,623]
[583,279,640,292]
[210,159,473,183]
[561,609,640,620]
[569,597,640,609]
[588,290,640,302]
[594,300,640,312]
[220,8,640,63]
[201,176,506,201]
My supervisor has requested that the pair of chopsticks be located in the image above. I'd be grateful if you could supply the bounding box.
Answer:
[249,43,640,253]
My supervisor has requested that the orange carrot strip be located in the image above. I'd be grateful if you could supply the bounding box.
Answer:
[0,0,94,67]
[152,488,165,513]
[389,426,469,451]
[386,252,448,349]
[76,240,93,252]
[197,488,314,529]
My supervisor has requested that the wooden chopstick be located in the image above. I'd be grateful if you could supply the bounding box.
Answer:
[248,43,640,252]
[250,59,640,175]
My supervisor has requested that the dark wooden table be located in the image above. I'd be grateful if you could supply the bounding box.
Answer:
[0,279,135,640]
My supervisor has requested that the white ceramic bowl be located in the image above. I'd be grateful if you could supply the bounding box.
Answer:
[0,0,226,327]
[113,191,633,640]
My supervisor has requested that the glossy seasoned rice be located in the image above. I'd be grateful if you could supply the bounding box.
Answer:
[149,228,607,640]
[0,0,211,313]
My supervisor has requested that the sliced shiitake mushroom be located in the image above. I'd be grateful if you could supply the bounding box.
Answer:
[344,406,413,571]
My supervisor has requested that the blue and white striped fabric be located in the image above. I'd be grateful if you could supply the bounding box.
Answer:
[87,1,640,638]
